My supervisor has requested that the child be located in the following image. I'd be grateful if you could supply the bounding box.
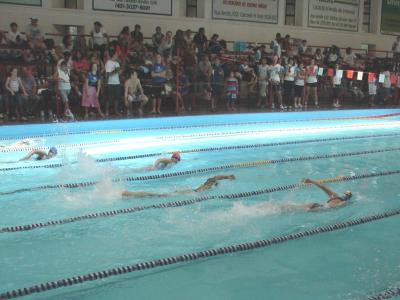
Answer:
[332,64,342,108]
[368,76,377,107]
[82,63,105,119]
[294,61,306,109]
[5,67,28,121]
[225,71,238,112]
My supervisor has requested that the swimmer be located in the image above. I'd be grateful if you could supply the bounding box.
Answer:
[0,139,40,149]
[282,178,352,212]
[145,151,181,171]
[122,174,236,198]
[20,147,58,161]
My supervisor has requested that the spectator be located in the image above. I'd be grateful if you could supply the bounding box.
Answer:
[149,53,167,114]
[25,17,45,50]
[72,49,89,76]
[193,27,208,55]
[314,48,323,65]
[306,59,319,107]
[57,51,73,70]
[298,40,308,56]
[21,67,39,117]
[36,78,54,121]
[257,57,269,108]
[131,24,144,45]
[196,54,212,100]
[327,46,340,67]
[239,60,254,103]
[269,55,284,109]
[270,33,282,58]
[343,47,356,67]
[88,51,104,74]
[56,61,74,119]
[183,29,192,46]
[152,26,164,50]
[82,63,104,119]
[208,34,222,54]
[7,22,26,48]
[105,49,121,116]
[58,34,73,57]
[158,30,173,56]
[392,36,400,62]
[172,66,190,114]
[211,56,224,111]
[173,29,187,54]
[332,63,343,108]
[283,57,296,108]
[118,26,131,55]
[5,67,28,121]
[91,21,108,59]
[368,76,377,106]
[225,71,238,112]
[124,69,148,117]
[282,34,293,56]
[294,59,306,108]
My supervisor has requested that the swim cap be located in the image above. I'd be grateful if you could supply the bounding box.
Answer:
[341,191,352,201]
[49,147,58,155]
[171,152,181,161]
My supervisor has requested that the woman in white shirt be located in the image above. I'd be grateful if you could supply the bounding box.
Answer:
[56,61,74,119]
[283,57,296,108]
[332,64,342,108]
[306,59,319,108]
[294,60,306,108]
[5,67,28,121]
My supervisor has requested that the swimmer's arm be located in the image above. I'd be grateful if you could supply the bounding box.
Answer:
[303,178,338,198]
[153,158,172,168]
[212,175,235,181]
[122,191,165,198]
[20,150,46,161]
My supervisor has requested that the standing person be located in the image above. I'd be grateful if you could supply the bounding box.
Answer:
[392,36,400,63]
[211,57,224,112]
[193,27,208,57]
[131,24,144,45]
[158,30,173,57]
[124,70,148,117]
[152,26,164,50]
[269,56,284,110]
[21,67,39,117]
[25,17,45,50]
[306,59,319,108]
[5,68,28,121]
[225,71,238,112]
[368,75,377,106]
[294,60,306,108]
[82,63,104,120]
[6,22,26,48]
[56,61,74,119]
[283,57,296,108]
[91,21,108,59]
[149,54,166,114]
[118,26,131,57]
[257,58,270,108]
[332,64,343,108]
[105,49,121,116]
[197,54,212,101]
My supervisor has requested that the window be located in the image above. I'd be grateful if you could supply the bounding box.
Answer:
[186,0,197,18]
[363,0,371,32]
[285,0,296,26]
[64,0,77,9]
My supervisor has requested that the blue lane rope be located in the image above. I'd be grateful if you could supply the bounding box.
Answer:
[1,208,399,299]
[2,132,400,172]
[1,147,400,196]
[1,112,399,142]
[2,169,400,234]
[365,287,400,300]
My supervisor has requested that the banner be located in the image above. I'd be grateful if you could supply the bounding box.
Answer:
[308,0,359,32]
[0,0,41,5]
[212,0,279,24]
[93,0,172,16]
[381,0,400,34]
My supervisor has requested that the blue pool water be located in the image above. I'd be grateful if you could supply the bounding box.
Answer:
[1,109,400,300]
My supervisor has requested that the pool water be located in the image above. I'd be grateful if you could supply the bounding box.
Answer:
[1,109,400,300]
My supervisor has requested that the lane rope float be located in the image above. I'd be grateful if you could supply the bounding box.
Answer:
[0,112,399,142]
[2,169,399,234]
[1,208,399,299]
[2,132,400,172]
[365,287,400,300]
[1,147,400,196]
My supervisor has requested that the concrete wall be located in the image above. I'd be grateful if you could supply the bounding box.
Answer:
[0,0,396,54]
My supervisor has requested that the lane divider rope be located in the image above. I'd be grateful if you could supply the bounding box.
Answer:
[1,208,399,299]
[2,132,400,172]
[0,112,399,142]
[1,169,399,234]
[1,147,399,196]
[365,287,400,300]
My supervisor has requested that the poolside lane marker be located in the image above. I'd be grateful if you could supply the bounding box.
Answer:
[2,132,400,172]
[1,112,399,142]
[1,147,400,196]
[365,286,400,300]
[1,209,400,299]
[1,169,400,234]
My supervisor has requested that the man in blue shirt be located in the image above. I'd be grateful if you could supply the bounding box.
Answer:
[149,54,167,114]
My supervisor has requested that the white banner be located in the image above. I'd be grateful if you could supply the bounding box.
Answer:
[212,0,278,24]
[308,0,359,32]
[93,0,172,16]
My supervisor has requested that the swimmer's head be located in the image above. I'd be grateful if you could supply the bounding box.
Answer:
[342,191,352,201]
[171,152,181,162]
[228,175,236,180]
[48,147,58,156]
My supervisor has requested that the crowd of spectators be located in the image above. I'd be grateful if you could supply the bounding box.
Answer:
[1,17,400,123]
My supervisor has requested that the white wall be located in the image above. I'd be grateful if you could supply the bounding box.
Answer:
[0,0,396,54]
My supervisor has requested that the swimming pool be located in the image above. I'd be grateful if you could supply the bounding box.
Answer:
[1,109,400,300]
